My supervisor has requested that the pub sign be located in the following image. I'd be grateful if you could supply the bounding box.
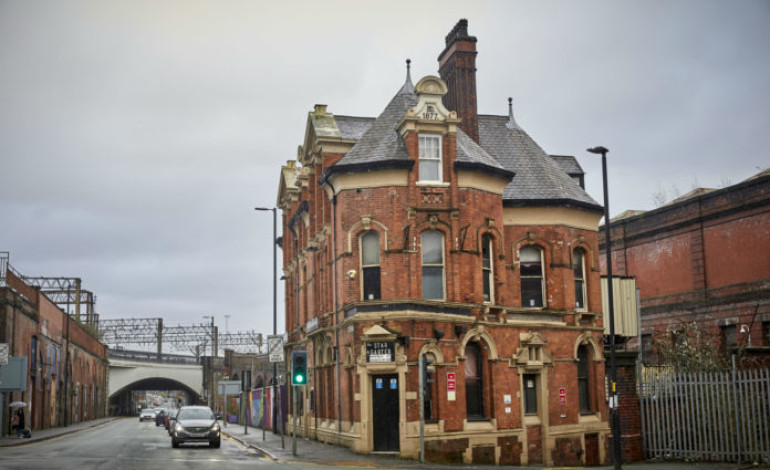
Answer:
[366,341,394,363]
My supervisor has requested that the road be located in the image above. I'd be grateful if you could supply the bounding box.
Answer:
[0,418,276,470]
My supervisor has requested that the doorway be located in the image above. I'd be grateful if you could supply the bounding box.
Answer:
[371,374,399,452]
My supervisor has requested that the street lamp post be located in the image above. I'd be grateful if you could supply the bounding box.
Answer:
[587,145,622,469]
[255,207,279,438]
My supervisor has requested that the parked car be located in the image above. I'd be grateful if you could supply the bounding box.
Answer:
[165,409,179,435]
[139,408,156,422]
[155,408,167,427]
[171,406,221,448]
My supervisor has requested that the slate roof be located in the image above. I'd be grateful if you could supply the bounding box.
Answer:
[324,81,511,180]
[478,114,602,212]
[320,77,600,213]
[550,155,584,177]
[455,128,514,178]
[334,116,374,141]
[323,83,417,177]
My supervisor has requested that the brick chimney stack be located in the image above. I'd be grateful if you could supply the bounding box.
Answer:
[438,19,479,143]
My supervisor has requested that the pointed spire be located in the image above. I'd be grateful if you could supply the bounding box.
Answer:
[506,97,521,130]
[401,58,414,94]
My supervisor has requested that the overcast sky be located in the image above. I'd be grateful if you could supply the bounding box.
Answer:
[1,1,768,345]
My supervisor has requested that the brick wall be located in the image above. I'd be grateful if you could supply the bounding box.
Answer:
[601,173,770,352]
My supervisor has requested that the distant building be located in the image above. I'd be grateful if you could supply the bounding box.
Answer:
[600,170,770,364]
[0,252,108,435]
[274,20,612,465]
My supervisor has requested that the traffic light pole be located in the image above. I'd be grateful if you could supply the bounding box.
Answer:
[290,350,307,457]
[292,385,298,456]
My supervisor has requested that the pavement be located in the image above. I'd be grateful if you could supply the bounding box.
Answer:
[0,417,766,470]
[219,422,766,470]
[0,416,118,448]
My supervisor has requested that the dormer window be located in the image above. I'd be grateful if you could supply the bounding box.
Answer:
[419,135,442,182]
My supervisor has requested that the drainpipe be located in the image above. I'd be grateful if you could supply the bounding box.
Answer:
[326,179,342,441]
[63,307,70,427]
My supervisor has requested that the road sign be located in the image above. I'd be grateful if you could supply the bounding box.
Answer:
[268,335,284,363]
[0,343,8,366]
[218,380,241,395]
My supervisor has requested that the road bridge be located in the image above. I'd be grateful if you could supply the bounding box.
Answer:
[108,350,203,415]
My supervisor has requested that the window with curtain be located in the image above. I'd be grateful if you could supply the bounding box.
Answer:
[482,234,493,302]
[465,342,484,418]
[361,231,381,300]
[573,249,587,310]
[422,231,444,300]
[418,135,442,182]
[520,246,544,307]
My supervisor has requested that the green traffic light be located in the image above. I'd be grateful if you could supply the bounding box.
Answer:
[295,374,304,384]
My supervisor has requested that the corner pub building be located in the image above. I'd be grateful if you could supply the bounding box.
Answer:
[276,20,611,466]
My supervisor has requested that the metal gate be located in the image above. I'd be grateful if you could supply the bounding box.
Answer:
[639,366,770,463]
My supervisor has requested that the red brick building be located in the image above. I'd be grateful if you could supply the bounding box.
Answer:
[0,252,108,436]
[276,20,611,465]
[600,170,770,363]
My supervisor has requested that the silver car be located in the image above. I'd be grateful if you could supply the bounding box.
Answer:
[139,408,156,421]
[171,406,221,448]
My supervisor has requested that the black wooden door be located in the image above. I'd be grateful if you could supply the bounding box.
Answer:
[372,374,399,451]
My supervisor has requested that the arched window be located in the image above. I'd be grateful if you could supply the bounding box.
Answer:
[421,231,445,300]
[577,345,592,413]
[520,246,544,308]
[361,231,381,300]
[421,352,438,422]
[30,336,38,372]
[481,234,493,303]
[465,342,484,418]
[573,248,587,310]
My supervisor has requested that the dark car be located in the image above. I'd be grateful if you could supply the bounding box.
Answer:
[155,409,167,427]
[171,406,220,448]
[165,409,179,435]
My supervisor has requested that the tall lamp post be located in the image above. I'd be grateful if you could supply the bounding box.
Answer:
[587,145,622,469]
[255,207,279,436]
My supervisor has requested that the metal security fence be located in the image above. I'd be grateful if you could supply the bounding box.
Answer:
[639,365,770,463]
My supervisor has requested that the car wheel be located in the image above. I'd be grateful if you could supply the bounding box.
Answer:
[210,439,220,449]
[172,438,179,448]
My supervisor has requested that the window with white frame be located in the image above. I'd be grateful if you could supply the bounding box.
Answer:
[573,248,587,310]
[520,246,545,308]
[421,231,445,300]
[361,231,381,300]
[482,234,493,303]
[418,135,442,182]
